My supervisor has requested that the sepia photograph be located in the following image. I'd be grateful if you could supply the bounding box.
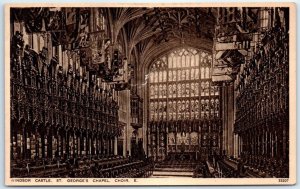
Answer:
[5,3,296,185]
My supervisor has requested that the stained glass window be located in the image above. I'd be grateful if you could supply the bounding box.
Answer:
[168,70,173,81]
[154,85,158,98]
[195,69,199,79]
[172,70,176,81]
[150,85,155,98]
[186,55,191,67]
[182,55,186,67]
[149,72,154,83]
[177,101,182,114]
[194,83,199,96]
[162,71,167,82]
[205,67,210,78]
[191,69,195,80]
[154,72,158,83]
[149,48,220,122]
[201,67,205,79]
[158,71,162,82]
[195,54,200,67]
[191,83,195,97]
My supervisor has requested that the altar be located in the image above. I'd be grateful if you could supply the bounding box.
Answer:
[167,152,197,161]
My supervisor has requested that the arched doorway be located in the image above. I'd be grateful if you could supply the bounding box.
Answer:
[147,47,221,162]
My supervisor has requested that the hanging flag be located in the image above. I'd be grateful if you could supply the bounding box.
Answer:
[79,47,92,66]
[50,8,78,46]
[247,8,259,24]
[46,9,66,46]
[73,9,91,49]
[22,8,47,33]
[50,8,80,46]
[113,58,127,82]
[44,8,65,32]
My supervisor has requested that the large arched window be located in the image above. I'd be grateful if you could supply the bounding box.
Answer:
[148,48,220,122]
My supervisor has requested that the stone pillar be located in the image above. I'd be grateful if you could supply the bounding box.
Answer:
[142,84,148,154]
[222,85,227,154]
[221,83,234,156]
[233,134,236,158]
[126,90,131,156]
[237,134,239,158]
[237,135,240,157]
[107,137,110,155]
[110,137,113,155]
[227,84,234,156]
[166,126,168,156]
[234,134,238,158]
[157,125,159,161]
[239,135,243,157]
[123,136,127,157]
[114,136,118,155]
[175,128,177,152]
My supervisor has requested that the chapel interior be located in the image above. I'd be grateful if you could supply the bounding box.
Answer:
[10,7,289,178]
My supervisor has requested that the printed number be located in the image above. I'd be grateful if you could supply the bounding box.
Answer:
[279,179,289,182]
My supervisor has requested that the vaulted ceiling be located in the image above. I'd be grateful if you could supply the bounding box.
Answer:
[107,8,217,68]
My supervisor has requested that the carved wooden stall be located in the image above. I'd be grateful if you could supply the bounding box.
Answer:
[9,7,145,177]
[213,7,290,178]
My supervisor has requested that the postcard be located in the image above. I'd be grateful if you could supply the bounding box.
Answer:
[5,3,296,185]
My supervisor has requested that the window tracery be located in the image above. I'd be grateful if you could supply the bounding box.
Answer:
[149,48,220,122]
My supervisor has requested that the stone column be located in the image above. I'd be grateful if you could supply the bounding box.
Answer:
[175,128,177,152]
[166,126,168,156]
[109,137,113,155]
[227,84,234,156]
[240,135,243,157]
[114,136,118,155]
[234,134,238,158]
[237,135,239,157]
[157,125,160,161]
[126,90,131,156]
